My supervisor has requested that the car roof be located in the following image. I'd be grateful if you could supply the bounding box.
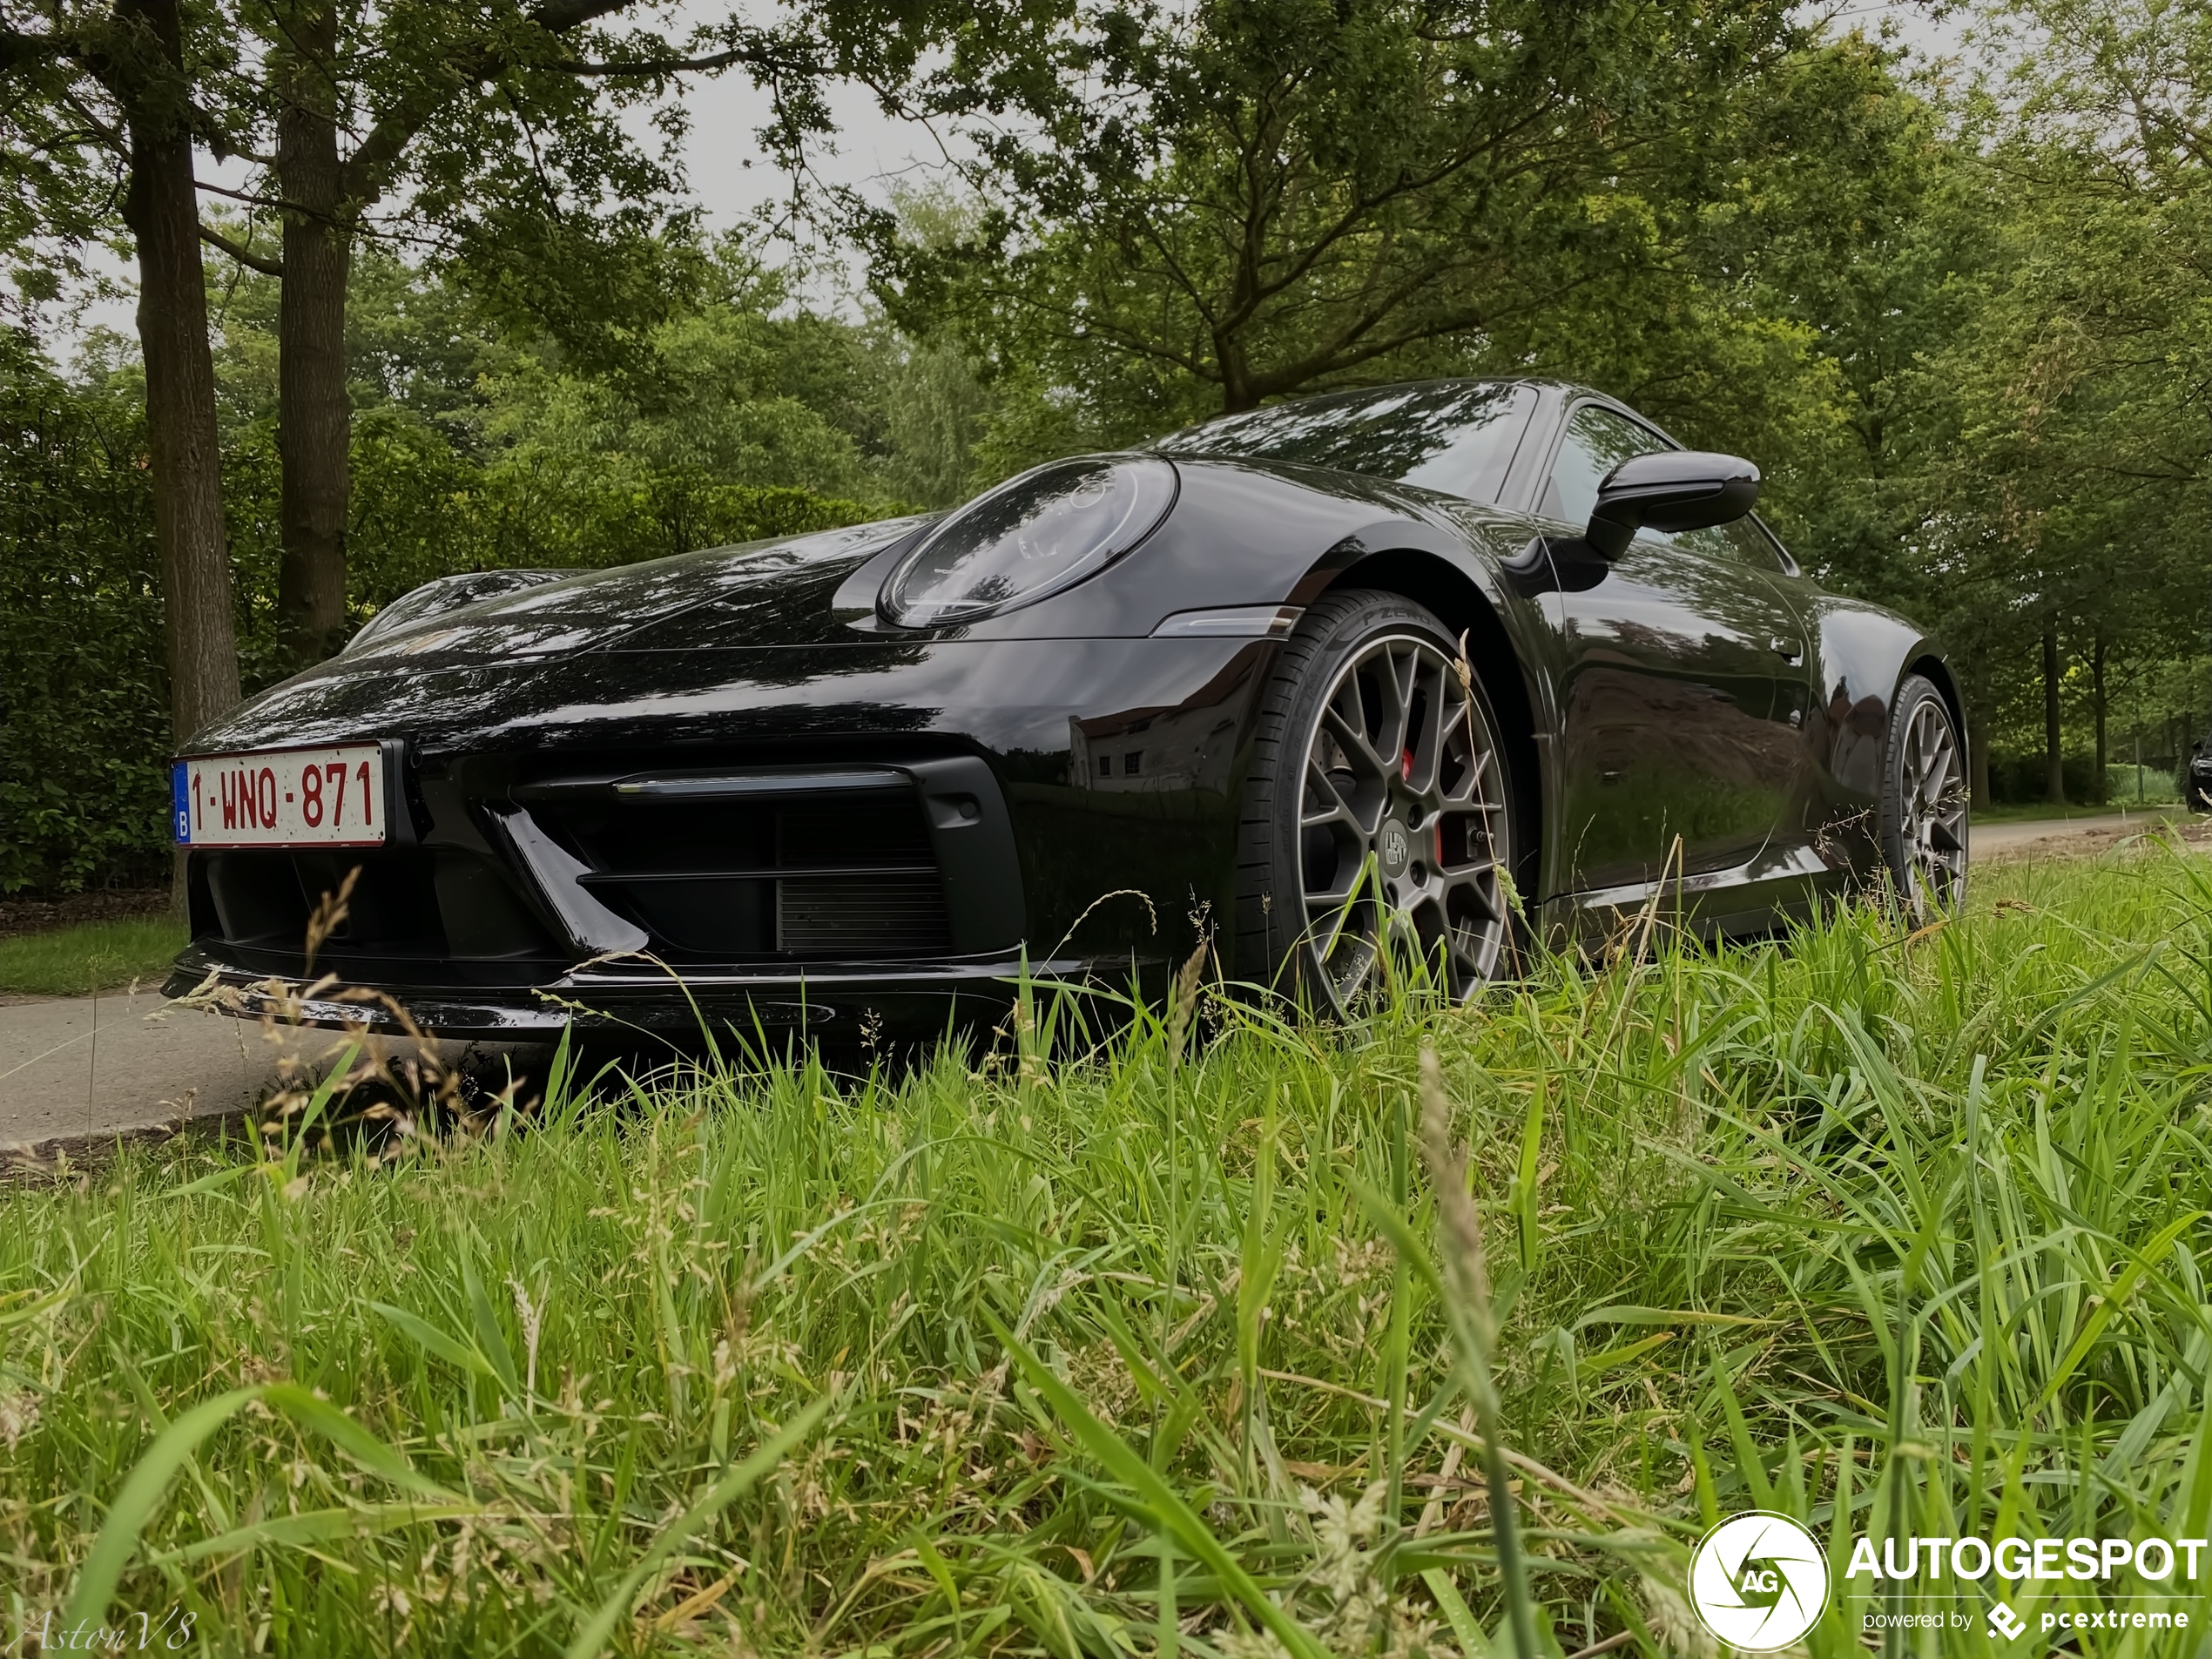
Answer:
[1160,377,1618,438]
[1231,374,1578,405]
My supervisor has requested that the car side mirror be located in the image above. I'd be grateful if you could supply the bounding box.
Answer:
[1586,450,1760,560]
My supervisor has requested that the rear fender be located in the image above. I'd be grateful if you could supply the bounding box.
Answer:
[1802,596,1963,860]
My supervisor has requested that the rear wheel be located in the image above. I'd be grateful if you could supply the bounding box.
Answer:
[1879,674,1968,920]
[1235,590,1517,1013]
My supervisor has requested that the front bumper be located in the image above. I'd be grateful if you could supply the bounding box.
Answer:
[166,637,1277,1036]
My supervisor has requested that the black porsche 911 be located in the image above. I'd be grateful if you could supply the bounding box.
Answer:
[165,378,1968,1041]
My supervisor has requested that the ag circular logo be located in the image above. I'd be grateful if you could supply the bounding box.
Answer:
[1688,1512,1829,1651]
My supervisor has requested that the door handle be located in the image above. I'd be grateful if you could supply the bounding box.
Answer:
[1771,637,1804,665]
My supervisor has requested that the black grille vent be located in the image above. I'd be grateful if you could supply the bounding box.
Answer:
[780,875,949,954]
[190,847,556,964]
[548,788,952,961]
[773,804,949,955]
[201,849,443,954]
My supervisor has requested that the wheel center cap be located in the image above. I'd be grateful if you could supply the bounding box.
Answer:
[1379,817,1413,879]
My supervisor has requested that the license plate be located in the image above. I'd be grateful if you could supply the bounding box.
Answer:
[173,744,388,848]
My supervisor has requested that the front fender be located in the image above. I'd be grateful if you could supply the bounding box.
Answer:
[900,459,1520,640]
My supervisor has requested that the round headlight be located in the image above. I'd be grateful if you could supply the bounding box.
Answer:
[880,456,1177,627]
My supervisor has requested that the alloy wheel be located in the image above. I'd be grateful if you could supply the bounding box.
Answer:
[1898,694,1967,918]
[1295,632,1512,1005]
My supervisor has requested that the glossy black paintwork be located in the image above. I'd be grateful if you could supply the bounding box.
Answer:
[172,377,1961,1035]
[1543,536,1805,887]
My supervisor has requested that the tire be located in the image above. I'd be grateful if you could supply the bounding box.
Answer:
[1234,589,1518,1013]
[1878,674,1968,920]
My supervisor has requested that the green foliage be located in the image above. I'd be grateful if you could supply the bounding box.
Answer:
[881,0,1804,416]
[2105,761,2182,804]
[1976,759,2182,808]
[1653,3,2212,783]
[877,0,2212,785]
[0,333,170,892]
[1536,34,1959,557]
[1815,46,2198,779]
[8,851,2212,1653]
[875,3,1925,513]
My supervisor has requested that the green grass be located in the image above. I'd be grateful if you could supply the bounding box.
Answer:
[0,916,185,997]
[8,844,2212,1655]
[1970,799,2189,825]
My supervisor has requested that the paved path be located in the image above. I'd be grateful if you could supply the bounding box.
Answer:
[0,988,285,1155]
[1972,806,2197,857]
[0,990,531,1159]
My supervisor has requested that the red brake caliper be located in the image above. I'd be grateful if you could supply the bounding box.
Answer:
[1400,747,1444,863]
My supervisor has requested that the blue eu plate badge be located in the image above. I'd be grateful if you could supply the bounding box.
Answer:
[172,760,192,845]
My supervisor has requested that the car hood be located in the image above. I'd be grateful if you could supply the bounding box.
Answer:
[339,516,927,669]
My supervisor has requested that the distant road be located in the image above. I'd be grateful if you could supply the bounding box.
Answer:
[1973,806,2198,859]
[0,989,527,1163]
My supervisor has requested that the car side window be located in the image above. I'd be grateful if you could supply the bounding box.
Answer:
[1686,514,1791,573]
[1541,402,1786,571]
[1541,406,1659,528]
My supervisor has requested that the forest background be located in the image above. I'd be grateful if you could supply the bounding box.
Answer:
[2,0,2208,894]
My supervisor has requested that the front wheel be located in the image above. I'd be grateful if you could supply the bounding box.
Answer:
[1878,674,1968,920]
[1235,590,1518,1014]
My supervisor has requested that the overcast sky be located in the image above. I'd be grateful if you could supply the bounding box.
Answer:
[673,76,951,233]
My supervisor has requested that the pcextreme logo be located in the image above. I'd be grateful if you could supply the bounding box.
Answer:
[1689,1512,1831,1651]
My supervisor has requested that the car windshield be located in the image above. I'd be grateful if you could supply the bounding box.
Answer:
[1153,381,1534,502]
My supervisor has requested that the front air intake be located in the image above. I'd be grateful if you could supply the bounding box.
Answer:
[772,804,949,955]
[187,846,559,967]
[524,771,954,962]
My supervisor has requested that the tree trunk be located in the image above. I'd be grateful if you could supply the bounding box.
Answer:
[2042,621,2066,805]
[119,0,240,751]
[274,2,354,669]
[2091,631,2107,803]
[1216,334,1258,414]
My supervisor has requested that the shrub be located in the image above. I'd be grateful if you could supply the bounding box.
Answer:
[0,336,170,893]
[1981,751,2107,804]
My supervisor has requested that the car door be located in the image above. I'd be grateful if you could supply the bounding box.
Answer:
[1537,402,1811,894]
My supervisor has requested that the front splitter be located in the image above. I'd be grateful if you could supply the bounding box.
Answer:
[162,948,1107,1043]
